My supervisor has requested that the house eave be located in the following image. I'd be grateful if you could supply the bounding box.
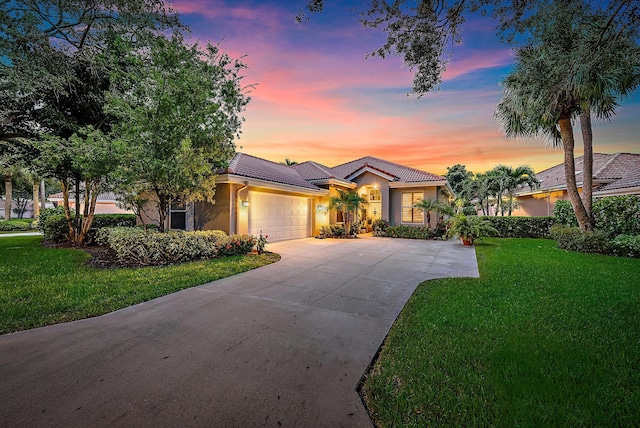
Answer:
[309,178,356,188]
[345,166,396,182]
[216,174,329,196]
[389,180,449,189]
[594,186,640,197]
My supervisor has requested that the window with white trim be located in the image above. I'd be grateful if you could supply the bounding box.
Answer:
[369,188,381,201]
[402,192,424,224]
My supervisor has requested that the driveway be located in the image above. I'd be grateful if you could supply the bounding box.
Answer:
[0,236,478,427]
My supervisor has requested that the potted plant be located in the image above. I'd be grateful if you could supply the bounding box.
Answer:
[446,215,499,245]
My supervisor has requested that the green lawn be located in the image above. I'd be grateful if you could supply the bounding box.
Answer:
[0,235,279,334]
[363,238,640,427]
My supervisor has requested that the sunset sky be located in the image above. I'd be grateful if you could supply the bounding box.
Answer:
[172,0,640,176]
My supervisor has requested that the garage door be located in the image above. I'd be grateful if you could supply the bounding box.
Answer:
[248,191,310,241]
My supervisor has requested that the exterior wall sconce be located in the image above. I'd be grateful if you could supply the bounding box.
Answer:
[241,200,249,207]
[316,205,325,211]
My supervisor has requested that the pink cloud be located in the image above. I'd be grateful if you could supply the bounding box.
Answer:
[443,49,514,81]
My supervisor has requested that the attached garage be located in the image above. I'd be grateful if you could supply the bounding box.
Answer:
[248,191,311,241]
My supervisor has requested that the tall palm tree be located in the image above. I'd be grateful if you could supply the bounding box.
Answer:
[413,198,453,227]
[328,189,368,235]
[496,1,640,231]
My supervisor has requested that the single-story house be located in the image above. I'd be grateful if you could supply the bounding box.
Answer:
[513,152,640,217]
[49,191,134,215]
[145,153,452,241]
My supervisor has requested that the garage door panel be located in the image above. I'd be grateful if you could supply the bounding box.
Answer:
[248,192,310,241]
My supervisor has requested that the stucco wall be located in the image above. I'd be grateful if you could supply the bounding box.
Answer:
[195,183,232,233]
[389,187,439,227]
[351,172,390,220]
[513,190,570,217]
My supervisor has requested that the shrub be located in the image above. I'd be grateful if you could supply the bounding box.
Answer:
[554,196,640,236]
[318,224,346,238]
[610,234,640,258]
[0,219,34,232]
[384,225,435,240]
[553,200,578,227]
[41,213,137,243]
[592,195,640,237]
[550,225,611,254]
[36,206,64,234]
[96,228,253,265]
[372,219,389,236]
[484,216,554,238]
[446,215,499,244]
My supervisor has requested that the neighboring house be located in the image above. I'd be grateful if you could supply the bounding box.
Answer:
[48,191,134,215]
[513,152,640,217]
[145,153,451,241]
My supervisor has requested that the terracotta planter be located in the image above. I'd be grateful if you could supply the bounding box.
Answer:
[461,237,474,246]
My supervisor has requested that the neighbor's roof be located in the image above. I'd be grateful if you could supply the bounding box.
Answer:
[48,191,121,201]
[518,153,640,194]
[330,156,446,183]
[225,153,322,190]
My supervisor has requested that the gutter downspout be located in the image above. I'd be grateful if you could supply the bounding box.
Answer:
[235,181,249,235]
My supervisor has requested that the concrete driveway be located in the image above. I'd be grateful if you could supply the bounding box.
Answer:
[0,236,478,427]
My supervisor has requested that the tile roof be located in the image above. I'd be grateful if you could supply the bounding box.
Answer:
[330,156,446,183]
[293,161,336,181]
[226,153,322,191]
[48,191,121,201]
[519,153,640,194]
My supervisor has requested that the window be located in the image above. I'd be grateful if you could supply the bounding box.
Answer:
[369,189,381,201]
[402,192,424,224]
[170,202,186,230]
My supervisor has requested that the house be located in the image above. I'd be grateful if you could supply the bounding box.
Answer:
[513,153,640,217]
[147,153,451,241]
[48,191,134,215]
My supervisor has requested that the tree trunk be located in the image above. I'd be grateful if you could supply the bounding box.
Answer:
[4,174,12,220]
[32,181,40,218]
[558,115,592,231]
[78,180,99,246]
[40,180,46,211]
[61,179,76,243]
[580,108,594,229]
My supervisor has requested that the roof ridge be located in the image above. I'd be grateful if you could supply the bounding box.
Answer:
[307,160,336,178]
[594,153,621,178]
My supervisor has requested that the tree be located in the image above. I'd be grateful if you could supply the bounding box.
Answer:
[491,165,539,216]
[328,189,369,235]
[282,158,299,166]
[107,34,250,232]
[495,1,640,230]
[444,164,474,198]
[412,198,453,227]
[1,0,183,241]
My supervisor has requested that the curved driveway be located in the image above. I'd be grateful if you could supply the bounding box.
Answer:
[0,236,478,427]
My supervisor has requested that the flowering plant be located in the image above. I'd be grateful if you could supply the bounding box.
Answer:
[256,231,269,254]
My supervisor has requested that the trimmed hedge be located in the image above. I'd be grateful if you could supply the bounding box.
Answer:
[484,216,554,238]
[42,213,137,243]
[553,196,640,236]
[383,225,435,240]
[550,225,612,254]
[610,234,640,259]
[318,224,347,238]
[0,219,34,232]
[96,227,254,265]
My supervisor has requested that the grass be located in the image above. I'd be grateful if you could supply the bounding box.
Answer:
[363,238,640,427]
[0,235,279,334]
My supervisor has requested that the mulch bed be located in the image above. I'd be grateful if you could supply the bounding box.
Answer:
[42,241,142,269]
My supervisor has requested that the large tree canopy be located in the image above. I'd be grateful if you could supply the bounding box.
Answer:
[300,1,639,95]
[106,34,251,232]
[0,0,184,242]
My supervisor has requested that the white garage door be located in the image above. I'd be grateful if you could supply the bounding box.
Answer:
[248,191,310,241]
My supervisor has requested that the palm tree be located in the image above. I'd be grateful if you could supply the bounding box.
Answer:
[413,198,453,227]
[282,158,298,166]
[496,1,640,231]
[492,165,540,216]
[328,189,368,235]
